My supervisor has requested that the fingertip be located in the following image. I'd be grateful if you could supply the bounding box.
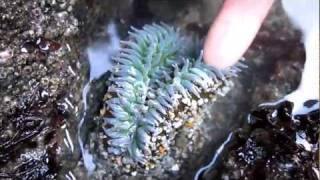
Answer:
[203,41,237,69]
[203,0,275,70]
[202,13,240,69]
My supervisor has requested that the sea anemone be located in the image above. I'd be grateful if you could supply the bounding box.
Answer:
[101,23,245,165]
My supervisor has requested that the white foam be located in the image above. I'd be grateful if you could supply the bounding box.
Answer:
[78,84,95,174]
[313,167,320,179]
[87,22,120,81]
[281,0,319,116]
[194,132,233,180]
[295,131,312,151]
[78,22,120,175]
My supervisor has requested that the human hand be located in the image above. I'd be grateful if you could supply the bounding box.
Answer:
[203,0,274,69]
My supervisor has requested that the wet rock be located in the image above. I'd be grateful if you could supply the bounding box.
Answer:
[0,0,81,179]
[202,100,319,180]
[0,150,57,180]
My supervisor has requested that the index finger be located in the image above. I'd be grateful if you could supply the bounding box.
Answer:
[204,0,274,69]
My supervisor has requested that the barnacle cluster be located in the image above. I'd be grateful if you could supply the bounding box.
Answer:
[101,23,245,165]
[0,0,80,178]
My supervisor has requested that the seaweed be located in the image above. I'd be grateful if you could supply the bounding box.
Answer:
[201,100,320,180]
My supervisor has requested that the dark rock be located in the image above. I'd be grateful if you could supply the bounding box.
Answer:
[202,100,319,180]
[0,0,81,179]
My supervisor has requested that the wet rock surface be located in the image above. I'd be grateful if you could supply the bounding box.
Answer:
[0,0,81,179]
[0,0,314,179]
[201,100,319,180]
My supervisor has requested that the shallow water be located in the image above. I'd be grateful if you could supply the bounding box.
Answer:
[78,22,120,175]
[0,0,311,179]
[68,0,313,179]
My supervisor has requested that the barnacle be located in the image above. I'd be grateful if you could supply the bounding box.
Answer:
[101,23,245,165]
